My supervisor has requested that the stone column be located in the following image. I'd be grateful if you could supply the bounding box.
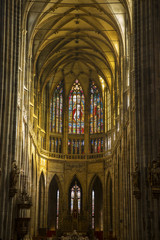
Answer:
[0,0,21,239]
[134,0,160,239]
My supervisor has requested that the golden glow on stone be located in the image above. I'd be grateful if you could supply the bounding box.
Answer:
[40,158,46,171]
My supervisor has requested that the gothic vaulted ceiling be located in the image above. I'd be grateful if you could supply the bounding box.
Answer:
[24,0,131,97]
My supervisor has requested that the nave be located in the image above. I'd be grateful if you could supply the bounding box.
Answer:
[0,1,160,240]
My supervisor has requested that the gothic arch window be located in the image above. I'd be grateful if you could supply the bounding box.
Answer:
[50,81,63,133]
[68,139,84,154]
[69,80,85,134]
[92,189,95,229]
[69,178,82,216]
[56,189,60,229]
[38,172,45,229]
[48,176,60,230]
[90,176,103,231]
[90,81,103,134]
[71,182,81,214]
[90,138,104,153]
[106,174,113,231]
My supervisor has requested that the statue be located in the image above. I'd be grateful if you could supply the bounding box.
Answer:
[132,162,140,189]
[17,174,32,209]
[9,161,20,197]
[132,162,141,199]
[151,160,160,187]
[150,160,160,197]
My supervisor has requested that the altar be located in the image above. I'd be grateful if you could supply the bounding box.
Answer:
[61,230,89,240]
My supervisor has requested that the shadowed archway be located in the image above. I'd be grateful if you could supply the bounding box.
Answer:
[38,172,45,229]
[90,175,103,232]
[106,172,113,237]
[48,175,61,231]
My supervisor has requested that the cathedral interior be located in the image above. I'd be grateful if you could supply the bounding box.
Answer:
[0,0,160,240]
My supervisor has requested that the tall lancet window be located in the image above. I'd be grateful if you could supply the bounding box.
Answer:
[50,81,63,133]
[90,82,103,134]
[69,80,85,134]
[56,189,59,229]
[71,182,81,214]
[92,190,95,229]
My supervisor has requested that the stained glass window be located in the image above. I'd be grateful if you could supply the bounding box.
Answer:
[69,80,85,134]
[92,190,95,229]
[71,182,81,214]
[50,137,62,153]
[68,139,84,154]
[107,89,111,131]
[90,82,103,134]
[90,138,103,153]
[56,189,59,229]
[50,81,63,133]
[68,139,71,154]
[108,136,111,150]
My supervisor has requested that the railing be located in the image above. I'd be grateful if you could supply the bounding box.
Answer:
[40,149,112,160]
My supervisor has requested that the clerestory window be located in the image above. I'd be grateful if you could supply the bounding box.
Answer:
[90,81,103,134]
[50,81,63,133]
[68,80,85,134]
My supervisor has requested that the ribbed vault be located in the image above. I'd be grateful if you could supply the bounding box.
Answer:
[23,0,131,99]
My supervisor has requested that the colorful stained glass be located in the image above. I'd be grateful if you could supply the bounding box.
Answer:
[81,123,84,134]
[90,140,93,153]
[90,138,103,153]
[68,80,85,134]
[59,139,62,153]
[50,101,52,131]
[101,138,103,152]
[50,137,62,153]
[56,189,59,229]
[98,138,101,153]
[94,139,97,153]
[53,138,55,152]
[71,182,81,214]
[68,139,71,154]
[56,139,58,152]
[52,97,55,132]
[73,140,75,154]
[68,139,84,154]
[77,140,80,154]
[50,81,63,133]
[92,190,95,229]
[90,82,103,134]
[81,140,84,154]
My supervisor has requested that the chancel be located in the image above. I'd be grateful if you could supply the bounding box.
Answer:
[0,0,160,240]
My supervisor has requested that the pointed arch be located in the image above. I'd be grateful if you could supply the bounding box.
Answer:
[68,79,85,134]
[48,174,62,194]
[106,172,113,235]
[90,81,103,134]
[69,175,82,215]
[50,80,63,133]
[89,175,103,231]
[38,172,45,229]
[48,174,61,231]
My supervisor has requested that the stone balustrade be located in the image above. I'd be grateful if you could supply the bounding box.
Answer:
[40,149,112,161]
